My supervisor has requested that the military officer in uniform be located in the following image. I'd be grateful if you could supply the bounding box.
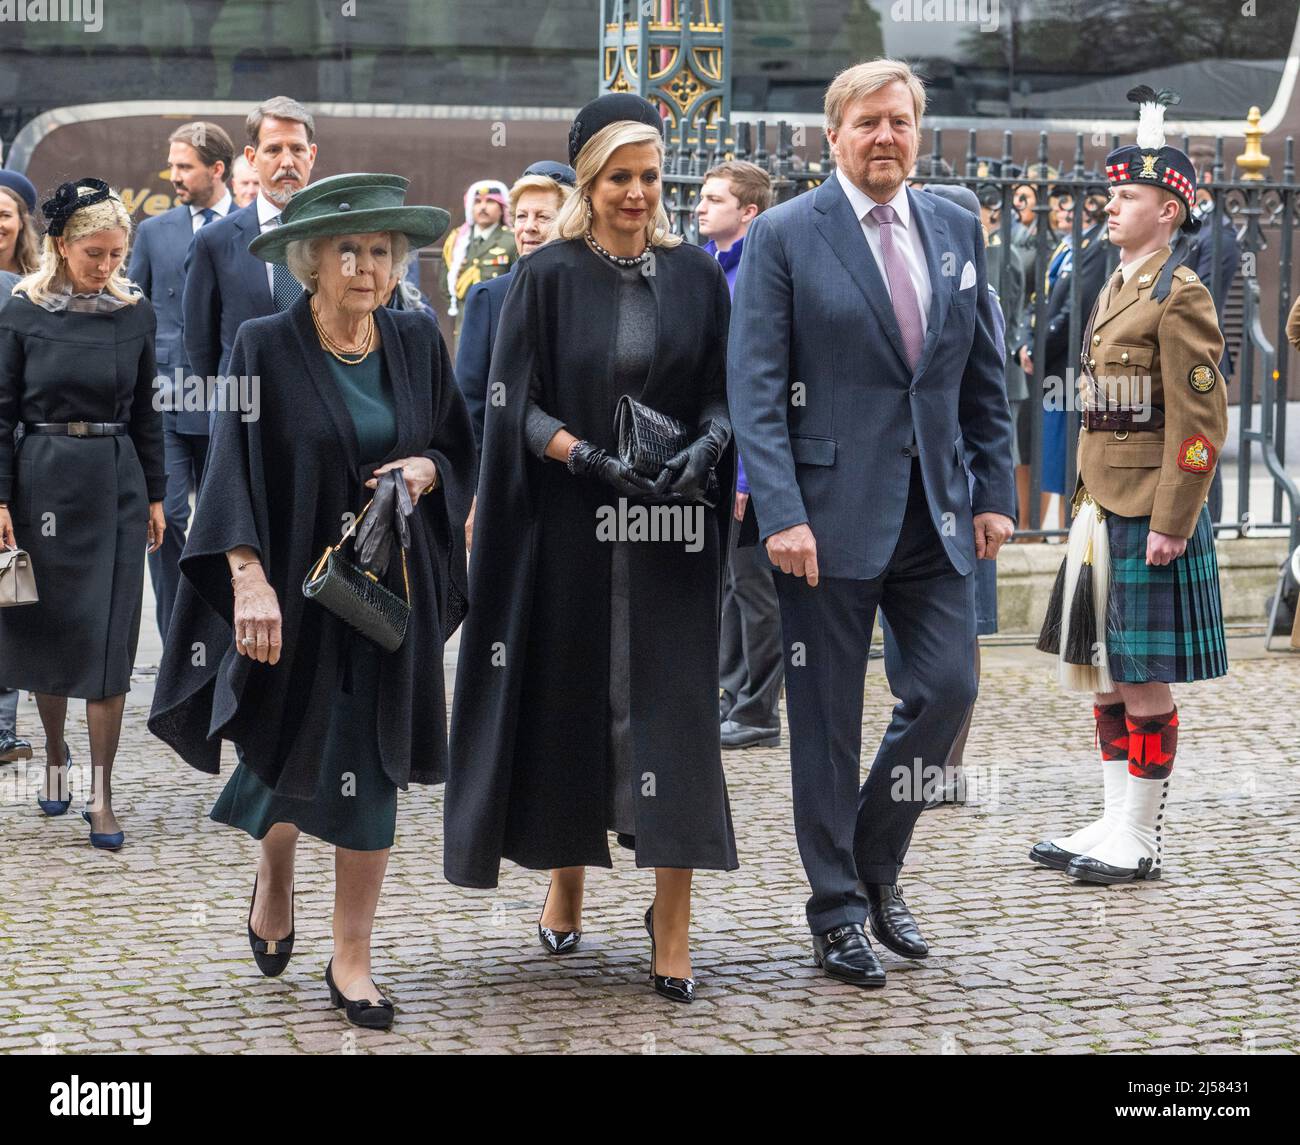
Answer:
[441,179,517,351]
[1033,86,1229,885]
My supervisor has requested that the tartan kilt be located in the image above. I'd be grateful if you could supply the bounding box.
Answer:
[1105,505,1228,683]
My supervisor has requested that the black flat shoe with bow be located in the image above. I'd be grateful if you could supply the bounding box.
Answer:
[247,874,295,977]
[325,960,395,1030]
[644,903,695,1003]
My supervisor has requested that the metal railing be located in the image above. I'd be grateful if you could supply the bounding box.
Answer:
[664,121,1300,549]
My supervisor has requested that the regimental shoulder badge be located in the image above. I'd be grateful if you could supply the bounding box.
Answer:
[1189,364,1217,392]
[1177,434,1214,473]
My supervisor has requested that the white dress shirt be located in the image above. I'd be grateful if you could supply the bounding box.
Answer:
[188,188,233,233]
[836,168,932,335]
[256,192,285,295]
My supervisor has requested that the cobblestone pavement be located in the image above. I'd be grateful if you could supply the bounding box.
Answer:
[1,639,1297,1055]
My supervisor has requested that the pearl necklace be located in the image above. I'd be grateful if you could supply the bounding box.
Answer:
[585,228,651,268]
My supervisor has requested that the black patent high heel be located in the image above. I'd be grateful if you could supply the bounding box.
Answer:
[644,903,695,1003]
[538,880,582,955]
[325,960,395,1030]
[247,874,295,977]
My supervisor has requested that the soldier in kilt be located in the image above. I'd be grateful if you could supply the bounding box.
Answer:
[1032,87,1229,885]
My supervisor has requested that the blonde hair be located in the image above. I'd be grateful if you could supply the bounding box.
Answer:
[552,121,682,249]
[0,187,41,276]
[15,190,137,306]
[284,231,413,293]
[824,58,927,134]
[509,174,571,215]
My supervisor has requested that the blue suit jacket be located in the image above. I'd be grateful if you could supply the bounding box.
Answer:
[728,176,1016,580]
[455,267,512,449]
[129,204,211,434]
[182,202,274,385]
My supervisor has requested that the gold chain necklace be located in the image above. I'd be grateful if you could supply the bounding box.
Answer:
[310,299,375,365]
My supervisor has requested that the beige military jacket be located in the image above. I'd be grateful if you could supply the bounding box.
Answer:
[1077,245,1228,539]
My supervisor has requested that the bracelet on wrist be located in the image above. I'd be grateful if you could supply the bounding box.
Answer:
[565,439,584,473]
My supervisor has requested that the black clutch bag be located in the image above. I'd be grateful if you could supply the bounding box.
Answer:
[302,472,412,652]
[614,394,720,505]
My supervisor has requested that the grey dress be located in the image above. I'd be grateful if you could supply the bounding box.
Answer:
[523,262,657,846]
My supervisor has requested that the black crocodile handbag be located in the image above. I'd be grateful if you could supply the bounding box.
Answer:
[613,394,721,507]
[614,394,691,479]
[302,488,410,652]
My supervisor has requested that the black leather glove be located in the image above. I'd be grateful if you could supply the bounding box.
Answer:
[661,417,730,505]
[567,440,659,499]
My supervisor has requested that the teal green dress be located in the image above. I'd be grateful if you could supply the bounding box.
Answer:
[210,350,401,851]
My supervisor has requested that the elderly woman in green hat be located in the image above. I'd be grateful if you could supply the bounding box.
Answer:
[149,174,476,1031]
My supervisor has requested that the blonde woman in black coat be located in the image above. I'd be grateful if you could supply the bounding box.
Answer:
[0,179,165,850]
[447,96,737,1003]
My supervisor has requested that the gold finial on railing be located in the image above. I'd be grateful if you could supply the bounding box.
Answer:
[1236,105,1271,182]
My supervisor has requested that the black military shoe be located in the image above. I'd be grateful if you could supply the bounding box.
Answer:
[0,729,32,763]
[812,923,886,987]
[1028,840,1079,871]
[865,883,929,959]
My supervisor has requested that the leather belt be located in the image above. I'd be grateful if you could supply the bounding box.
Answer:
[23,421,128,437]
[1082,408,1165,432]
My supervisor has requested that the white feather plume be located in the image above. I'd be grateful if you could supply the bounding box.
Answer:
[1135,99,1166,150]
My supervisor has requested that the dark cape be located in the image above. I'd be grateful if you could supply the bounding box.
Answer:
[444,237,739,888]
[147,292,476,797]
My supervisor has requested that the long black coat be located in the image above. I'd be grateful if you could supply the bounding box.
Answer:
[148,293,476,797]
[0,292,166,699]
[444,238,739,888]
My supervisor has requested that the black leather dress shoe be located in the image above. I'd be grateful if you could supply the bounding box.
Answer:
[1066,854,1160,885]
[864,883,929,959]
[812,923,886,987]
[0,729,33,763]
[720,720,780,749]
[923,774,966,810]
[1029,840,1078,871]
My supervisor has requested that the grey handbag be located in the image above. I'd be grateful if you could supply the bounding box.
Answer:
[0,547,37,607]
[302,473,411,652]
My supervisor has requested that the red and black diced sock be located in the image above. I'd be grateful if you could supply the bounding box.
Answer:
[1126,708,1178,779]
[1094,701,1129,761]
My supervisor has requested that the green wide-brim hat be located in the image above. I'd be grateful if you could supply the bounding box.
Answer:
[247,173,451,265]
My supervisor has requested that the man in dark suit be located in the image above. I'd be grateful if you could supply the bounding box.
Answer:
[129,121,235,637]
[729,59,1016,987]
[183,96,318,389]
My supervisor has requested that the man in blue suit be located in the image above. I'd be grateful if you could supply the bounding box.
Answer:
[129,121,235,637]
[729,60,1016,987]
[183,97,318,388]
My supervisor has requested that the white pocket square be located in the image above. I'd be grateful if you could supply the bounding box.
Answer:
[959,260,977,290]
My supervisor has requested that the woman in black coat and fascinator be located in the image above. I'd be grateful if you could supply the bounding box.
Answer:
[446,95,737,1003]
[149,174,475,1030]
[0,179,166,850]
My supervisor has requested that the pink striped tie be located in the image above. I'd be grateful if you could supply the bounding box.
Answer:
[870,203,925,370]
